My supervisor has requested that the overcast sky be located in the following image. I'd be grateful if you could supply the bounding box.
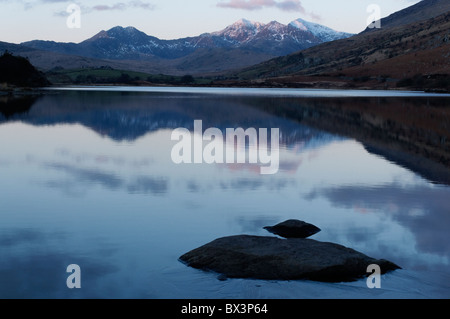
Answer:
[0,0,421,44]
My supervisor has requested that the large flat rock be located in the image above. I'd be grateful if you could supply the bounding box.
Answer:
[179,235,400,282]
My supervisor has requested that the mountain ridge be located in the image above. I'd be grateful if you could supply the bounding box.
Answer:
[369,0,450,31]
[228,2,450,91]
[21,18,353,61]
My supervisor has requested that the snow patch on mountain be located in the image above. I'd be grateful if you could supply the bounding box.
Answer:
[212,18,265,43]
[289,18,353,42]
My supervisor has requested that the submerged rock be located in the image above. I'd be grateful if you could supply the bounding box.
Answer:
[264,220,321,239]
[179,235,400,282]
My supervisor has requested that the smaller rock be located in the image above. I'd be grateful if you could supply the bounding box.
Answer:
[264,219,321,239]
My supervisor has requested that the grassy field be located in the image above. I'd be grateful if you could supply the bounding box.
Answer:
[46,67,213,86]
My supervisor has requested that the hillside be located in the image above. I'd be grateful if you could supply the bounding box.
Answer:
[0,41,179,75]
[229,5,450,91]
[45,67,211,86]
[0,51,49,88]
[369,0,450,30]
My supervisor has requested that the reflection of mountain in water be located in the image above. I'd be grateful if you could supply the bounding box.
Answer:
[252,96,450,185]
[0,95,38,119]
[0,91,343,150]
[3,90,450,184]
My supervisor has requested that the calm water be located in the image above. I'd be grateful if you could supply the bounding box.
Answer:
[0,87,449,299]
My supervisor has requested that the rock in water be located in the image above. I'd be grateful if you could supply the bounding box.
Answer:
[264,220,321,238]
[179,235,400,282]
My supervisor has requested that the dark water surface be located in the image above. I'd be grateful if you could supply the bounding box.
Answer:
[0,87,449,299]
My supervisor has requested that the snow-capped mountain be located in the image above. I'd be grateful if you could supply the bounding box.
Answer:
[289,18,353,42]
[211,18,265,43]
[22,18,353,61]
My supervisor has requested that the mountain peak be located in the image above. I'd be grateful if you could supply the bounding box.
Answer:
[212,19,265,42]
[107,26,143,34]
[107,26,127,33]
[233,18,264,29]
[84,26,127,42]
[289,18,308,31]
[289,18,353,42]
[81,25,155,51]
[235,18,253,26]
[87,30,109,41]
[264,21,285,31]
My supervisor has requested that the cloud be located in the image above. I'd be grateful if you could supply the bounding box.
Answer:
[217,0,305,12]
[4,0,156,16]
[90,1,155,12]
[309,11,321,21]
[53,1,155,17]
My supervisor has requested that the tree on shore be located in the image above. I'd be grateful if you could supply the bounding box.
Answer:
[0,51,50,88]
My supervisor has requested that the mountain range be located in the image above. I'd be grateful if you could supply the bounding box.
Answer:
[0,18,351,75]
[22,18,352,61]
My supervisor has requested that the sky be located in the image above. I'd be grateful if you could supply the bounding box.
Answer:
[0,0,421,44]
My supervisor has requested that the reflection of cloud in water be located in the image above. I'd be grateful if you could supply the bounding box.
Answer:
[227,179,264,191]
[219,178,295,192]
[43,162,168,196]
[0,229,64,248]
[127,177,168,195]
[46,163,123,190]
[305,183,450,258]
[0,229,120,299]
[0,158,11,166]
[220,156,303,175]
[55,148,155,169]
[186,180,200,193]
[235,216,281,234]
[41,159,296,197]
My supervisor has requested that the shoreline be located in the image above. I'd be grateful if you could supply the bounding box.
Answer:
[43,82,450,94]
[2,80,450,95]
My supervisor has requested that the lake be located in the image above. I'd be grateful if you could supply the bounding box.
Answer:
[0,87,449,299]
